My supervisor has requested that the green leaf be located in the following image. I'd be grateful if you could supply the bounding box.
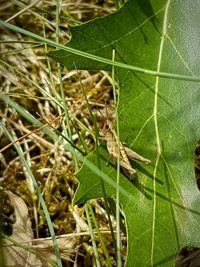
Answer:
[48,0,200,266]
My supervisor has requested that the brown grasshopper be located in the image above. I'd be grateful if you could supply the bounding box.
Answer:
[99,120,151,179]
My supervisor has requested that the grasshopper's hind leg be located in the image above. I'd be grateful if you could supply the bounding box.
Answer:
[124,147,151,165]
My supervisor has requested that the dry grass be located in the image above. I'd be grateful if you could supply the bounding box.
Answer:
[0,1,126,266]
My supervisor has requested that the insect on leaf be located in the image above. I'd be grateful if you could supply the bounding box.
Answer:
[48,0,200,266]
[100,119,150,179]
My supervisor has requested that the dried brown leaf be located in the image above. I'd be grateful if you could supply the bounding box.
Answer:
[3,191,77,266]
[3,191,42,267]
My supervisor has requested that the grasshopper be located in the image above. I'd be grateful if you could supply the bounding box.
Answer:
[99,120,151,179]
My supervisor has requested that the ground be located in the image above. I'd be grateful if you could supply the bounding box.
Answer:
[0,1,127,266]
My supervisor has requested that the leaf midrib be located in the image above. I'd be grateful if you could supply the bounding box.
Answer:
[151,0,171,264]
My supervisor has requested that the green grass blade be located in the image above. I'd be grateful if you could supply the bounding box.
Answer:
[0,92,57,141]
[85,203,101,267]
[87,203,112,267]
[1,20,200,82]
[0,121,62,267]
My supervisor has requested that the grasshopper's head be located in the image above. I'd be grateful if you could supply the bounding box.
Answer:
[96,105,115,139]
[99,120,115,141]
